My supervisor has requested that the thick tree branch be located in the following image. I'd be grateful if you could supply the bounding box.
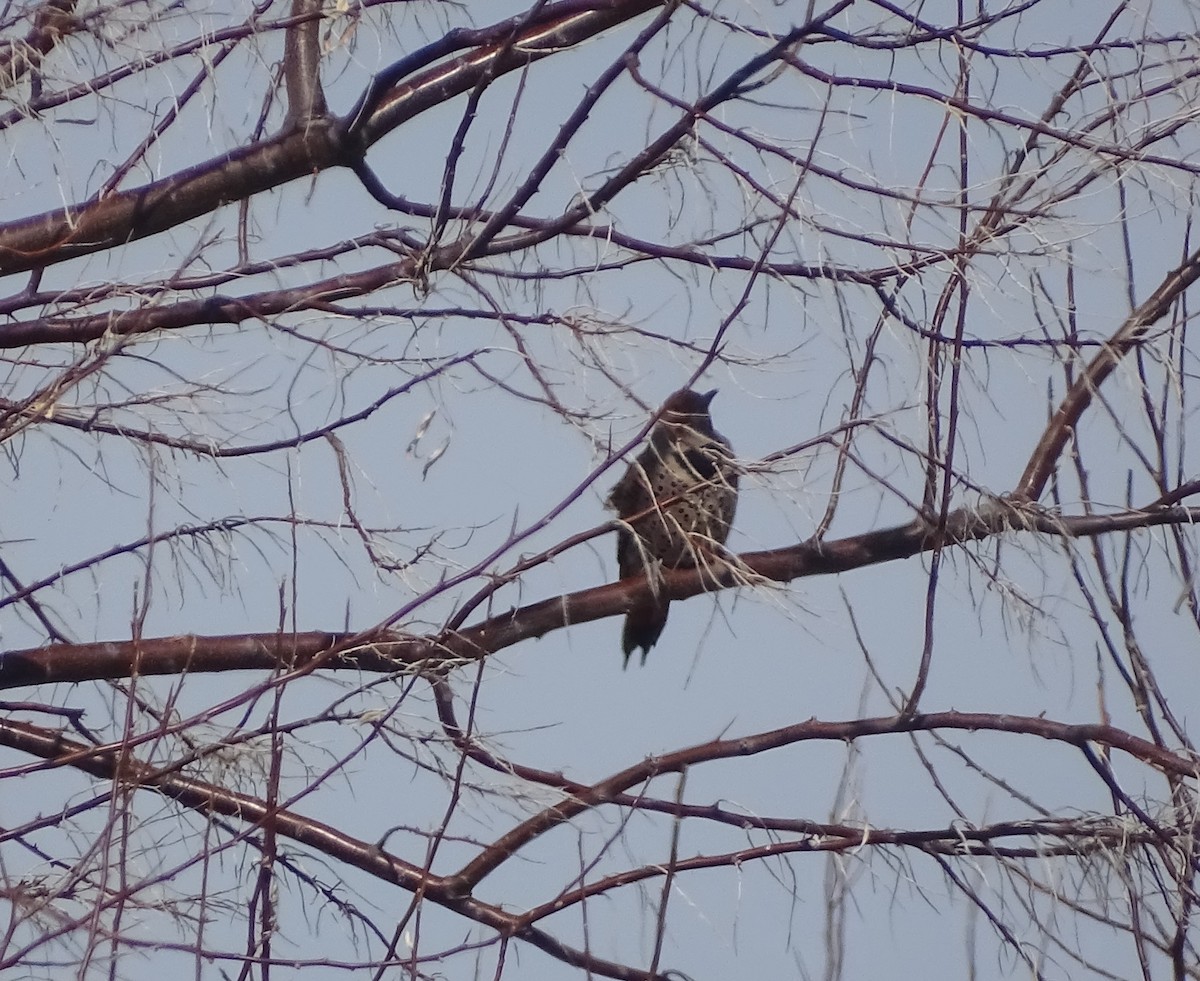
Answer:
[0,0,667,279]
[282,0,327,126]
[451,708,1199,892]
[5,498,1199,690]
[1015,246,1200,501]
[0,120,345,278]
[1,702,1191,973]
[0,715,656,981]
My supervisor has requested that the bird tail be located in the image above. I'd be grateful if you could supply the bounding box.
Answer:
[622,599,670,668]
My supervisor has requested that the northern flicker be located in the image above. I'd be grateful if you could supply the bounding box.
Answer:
[606,388,738,666]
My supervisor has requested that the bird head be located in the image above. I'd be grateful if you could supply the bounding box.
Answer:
[659,388,718,434]
[662,388,716,418]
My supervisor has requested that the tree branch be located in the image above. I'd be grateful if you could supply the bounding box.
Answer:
[5,498,1200,689]
[0,0,668,279]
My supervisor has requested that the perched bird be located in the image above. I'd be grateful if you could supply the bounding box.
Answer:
[606,388,738,666]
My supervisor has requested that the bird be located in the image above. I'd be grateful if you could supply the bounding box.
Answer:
[606,388,738,666]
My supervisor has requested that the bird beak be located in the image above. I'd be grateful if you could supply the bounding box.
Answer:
[700,388,718,407]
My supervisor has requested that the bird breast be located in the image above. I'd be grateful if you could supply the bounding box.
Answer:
[638,441,736,565]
